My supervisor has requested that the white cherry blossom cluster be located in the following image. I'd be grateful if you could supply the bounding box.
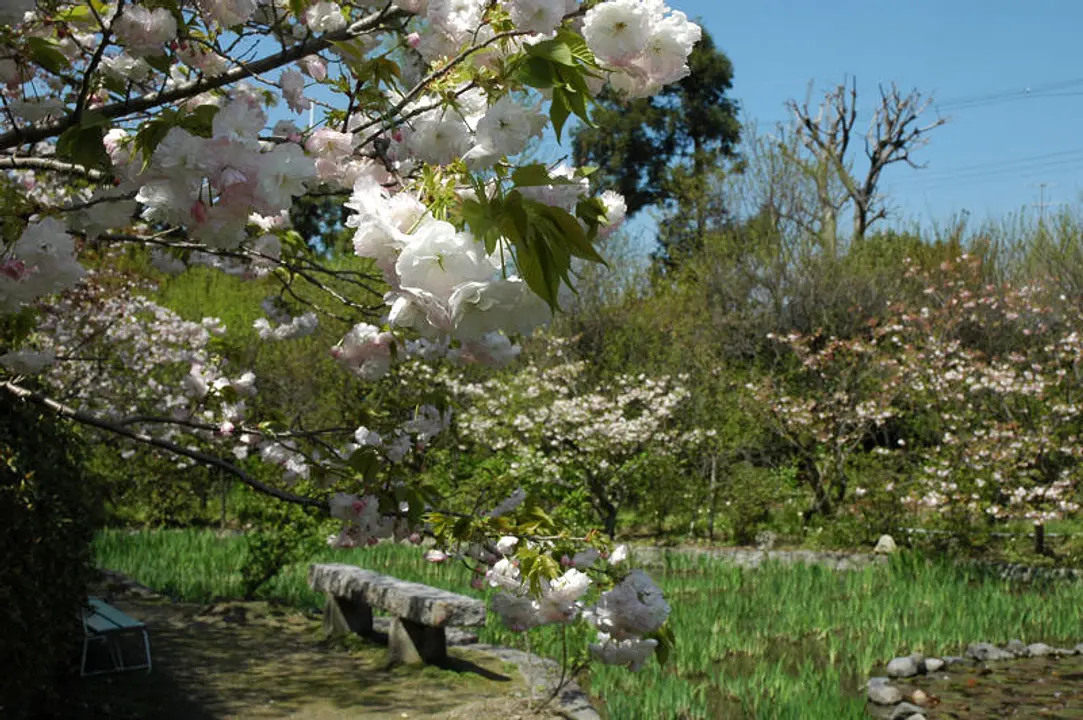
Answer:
[482,536,667,670]
[582,0,702,97]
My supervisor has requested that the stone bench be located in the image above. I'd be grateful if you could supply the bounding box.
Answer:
[308,563,486,665]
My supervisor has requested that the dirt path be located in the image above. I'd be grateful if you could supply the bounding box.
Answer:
[73,593,565,719]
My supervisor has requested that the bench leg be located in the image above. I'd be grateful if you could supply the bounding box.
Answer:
[323,592,374,638]
[142,628,153,674]
[388,617,446,665]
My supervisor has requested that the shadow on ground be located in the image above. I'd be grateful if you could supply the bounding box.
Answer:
[68,593,561,720]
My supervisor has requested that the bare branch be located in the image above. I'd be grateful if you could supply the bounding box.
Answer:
[0,155,106,180]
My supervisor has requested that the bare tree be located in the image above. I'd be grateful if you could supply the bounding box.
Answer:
[787,77,948,245]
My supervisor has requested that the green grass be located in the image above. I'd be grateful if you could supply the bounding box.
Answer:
[94,529,1083,719]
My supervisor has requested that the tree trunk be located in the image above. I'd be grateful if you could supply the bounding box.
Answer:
[801,459,832,522]
[220,479,229,529]
[707,454,719,541]
[1035,523,1047,556]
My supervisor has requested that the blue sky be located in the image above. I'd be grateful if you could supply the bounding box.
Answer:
[281,1,1083,251]
[671,0,1083,230]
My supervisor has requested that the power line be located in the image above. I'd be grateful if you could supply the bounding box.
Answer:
[888,147,1083,185]
[934,77,1083,111]
[895,159,1083,192]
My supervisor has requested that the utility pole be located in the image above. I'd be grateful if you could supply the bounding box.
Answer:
[1029,182,1063,228]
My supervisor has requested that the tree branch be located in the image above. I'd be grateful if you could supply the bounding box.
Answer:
[1,380,327,511]
[0,155,105,180]
[0,6,406,152]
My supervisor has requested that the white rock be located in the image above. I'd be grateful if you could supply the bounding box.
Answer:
[874,534,897,554]
[1026,642,1054,657]
[923,657,945,673]
[886,656,920,678]
[867,683,903,705]
[889,703,926,719]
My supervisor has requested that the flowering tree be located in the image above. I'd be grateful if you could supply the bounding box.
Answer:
[442,343,701,535]
[753,327,906,520]
[892,257,1083,553]
[0,0,703,676]
[754,255,1083,551]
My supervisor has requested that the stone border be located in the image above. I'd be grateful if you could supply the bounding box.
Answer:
[630,544,888,571]
[866,642,1083,719]
[630,543,1083,584]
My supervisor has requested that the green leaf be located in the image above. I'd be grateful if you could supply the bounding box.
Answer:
[515,235,563,310]
[518,56,554,89]
[56,125,110,170]
[55,5,92,22]
[509,164,555,188]
[79,111,111,129]
[27,37,70,74]
[549,87,571,143]
[647,624,677,667]
[533,39,575,67]
[134,113,178,168]
[144,53,173,76]
[535,200,606,264]
[556,28,596,64]
[348,448,380,484]
[178,104,221,138]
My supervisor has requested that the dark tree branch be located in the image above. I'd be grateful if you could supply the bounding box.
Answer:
[1,380,327,511]
[0,6,406,152]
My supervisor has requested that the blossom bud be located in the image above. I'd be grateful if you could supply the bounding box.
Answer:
[406,32,421,49]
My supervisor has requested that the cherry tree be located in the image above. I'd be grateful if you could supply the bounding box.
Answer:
[0,0,703,674]
[892,257,1083,554]
[441,342,701,536]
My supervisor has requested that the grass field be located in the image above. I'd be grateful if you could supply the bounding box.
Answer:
[94,529,1083,719]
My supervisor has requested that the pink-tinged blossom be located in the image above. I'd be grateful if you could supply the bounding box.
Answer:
[198,0,258,27]
[0,218,85,312]
[572,548,600,569]
[504,0,576,34]
[280,69,311,113]
[300,55,328,80]
[305,2,347,33]
[581,0,654,65]
[598,191,627,237]
[113,6,178,56]
[332,322,395,380]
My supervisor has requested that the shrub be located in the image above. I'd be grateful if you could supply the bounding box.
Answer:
[0,397,103,718]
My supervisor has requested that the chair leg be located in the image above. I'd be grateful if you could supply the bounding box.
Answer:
[108,636,124,672]
[80,637,90,677]
[142,629,152,674]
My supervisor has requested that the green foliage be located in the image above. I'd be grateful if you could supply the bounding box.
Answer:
[240,501,326,600]
[0,397,104,718]
[96,530,1083,719]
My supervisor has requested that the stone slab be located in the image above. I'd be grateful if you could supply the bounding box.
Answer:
[309,563,486,628]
